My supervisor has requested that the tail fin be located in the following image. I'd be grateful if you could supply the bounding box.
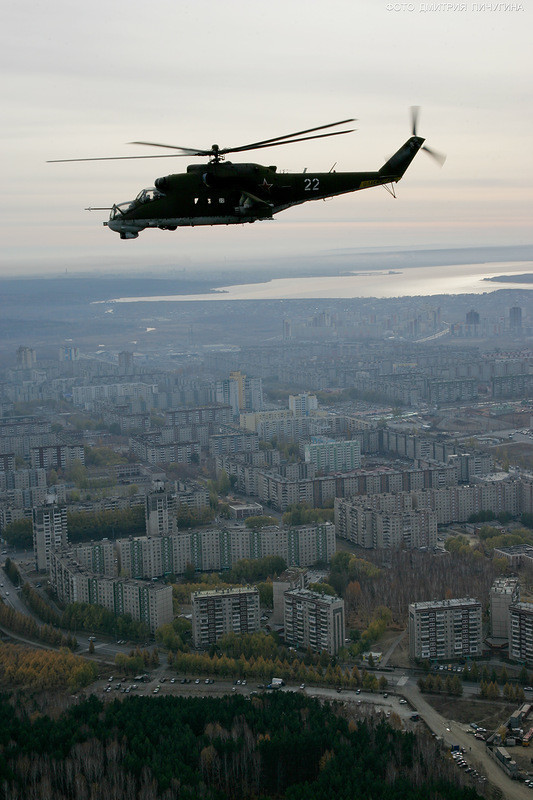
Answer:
[378,136,425,182]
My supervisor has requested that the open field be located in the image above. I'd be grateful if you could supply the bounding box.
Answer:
[490,443,533,471]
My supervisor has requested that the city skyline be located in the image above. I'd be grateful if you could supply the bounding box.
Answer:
[2,0,532,275]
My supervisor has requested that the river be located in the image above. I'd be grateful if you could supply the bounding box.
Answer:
[107,260,532,303]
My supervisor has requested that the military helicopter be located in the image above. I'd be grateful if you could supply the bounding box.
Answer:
[48,108,444,239]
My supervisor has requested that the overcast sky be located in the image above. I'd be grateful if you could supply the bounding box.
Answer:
[2,0,532,276]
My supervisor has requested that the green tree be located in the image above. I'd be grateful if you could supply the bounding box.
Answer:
[2,518,32,548]
[65,459,88,488]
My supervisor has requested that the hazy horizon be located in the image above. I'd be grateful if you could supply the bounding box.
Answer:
[2,1,532,277]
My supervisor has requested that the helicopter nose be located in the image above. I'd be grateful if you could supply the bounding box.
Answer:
[107,218,143,237]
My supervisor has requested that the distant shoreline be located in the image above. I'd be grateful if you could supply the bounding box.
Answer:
[104,261,533,304]
[484,273,533,284]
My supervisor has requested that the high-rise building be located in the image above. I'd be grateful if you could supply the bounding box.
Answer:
[465,310,480,327]
[16,346,36,368]
[145,485,177,537]
[33,503,68,571]
[216,372,264,416]
[408,598,482,661]
[215,378,240,416]
[510,306,522,333]
[304,438,361,474]
[118,351,134,374]
[59,345,79,361]
[284,588,345,655]
[192,586,260,648]
[509,602,533,665]
[273,568,308,625]
[490,577,520,640]
[289,393,318,417]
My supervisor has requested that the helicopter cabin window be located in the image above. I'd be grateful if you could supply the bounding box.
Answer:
[136,188,161,204]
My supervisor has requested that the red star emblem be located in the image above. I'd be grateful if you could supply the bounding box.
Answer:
[260,178,273,191]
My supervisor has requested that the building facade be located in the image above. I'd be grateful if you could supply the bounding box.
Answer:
[490,577,520,640]
[49,552,172,633]
[145,486,177,537]
[284,588,345,656]
[304,439,361,475]
[408,598,482,661]
[272,568,308,625]
[33,503,68,571]
[117,522,335,580]
[192,586,260,648]
[335,500,437,550]
[509,602,533,666]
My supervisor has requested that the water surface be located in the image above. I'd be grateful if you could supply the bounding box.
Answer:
[107,261,533,303]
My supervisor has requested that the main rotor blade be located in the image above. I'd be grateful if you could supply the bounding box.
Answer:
[422,144,446,166]
[225,128,356,155]
[47,153,192,163]
[48,119,357,164]
[410,106,420,137]
[129,141,212,155]
[222,118,356,154]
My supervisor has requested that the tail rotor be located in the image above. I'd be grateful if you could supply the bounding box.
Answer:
[410,106,446,166]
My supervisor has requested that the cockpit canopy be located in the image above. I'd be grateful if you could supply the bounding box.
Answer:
[109,187,162,220]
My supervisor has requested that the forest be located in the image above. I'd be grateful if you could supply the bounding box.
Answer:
[0,691,482,800]
[329,549,501,627]
[0,644,97,690]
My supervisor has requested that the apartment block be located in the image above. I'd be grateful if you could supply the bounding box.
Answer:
[145,487,177,536]
[304,438,361,474]
[174,480,210,512]
[0,468,46,491]
[208,429,259,456]
[408,598,482,661]
[129,437,200,465]
[33,504,68,571]
[117,522,335,580]
[272,568,308,625]
[30,444,85,470]
[336,479,521,530]
[72,540,116,577]
[164,404,232,427]
[284,588,345,656]
[490,577,520,640]
[289,393,318,416]
[334,500,437,550]
[192,586,260,648]
[49,552,172,633]
[509,603,533,666]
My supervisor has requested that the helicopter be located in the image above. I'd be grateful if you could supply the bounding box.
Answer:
[48,108,444,240]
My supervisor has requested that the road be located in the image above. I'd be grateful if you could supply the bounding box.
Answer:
[401,684,532,800]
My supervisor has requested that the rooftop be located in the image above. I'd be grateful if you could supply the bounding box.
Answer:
[410,597,480,611]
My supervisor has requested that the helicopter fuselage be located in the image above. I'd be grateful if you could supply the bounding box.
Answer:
[105,135,426,239]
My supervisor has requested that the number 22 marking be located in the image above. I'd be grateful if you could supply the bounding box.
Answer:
[304,177,319,191]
